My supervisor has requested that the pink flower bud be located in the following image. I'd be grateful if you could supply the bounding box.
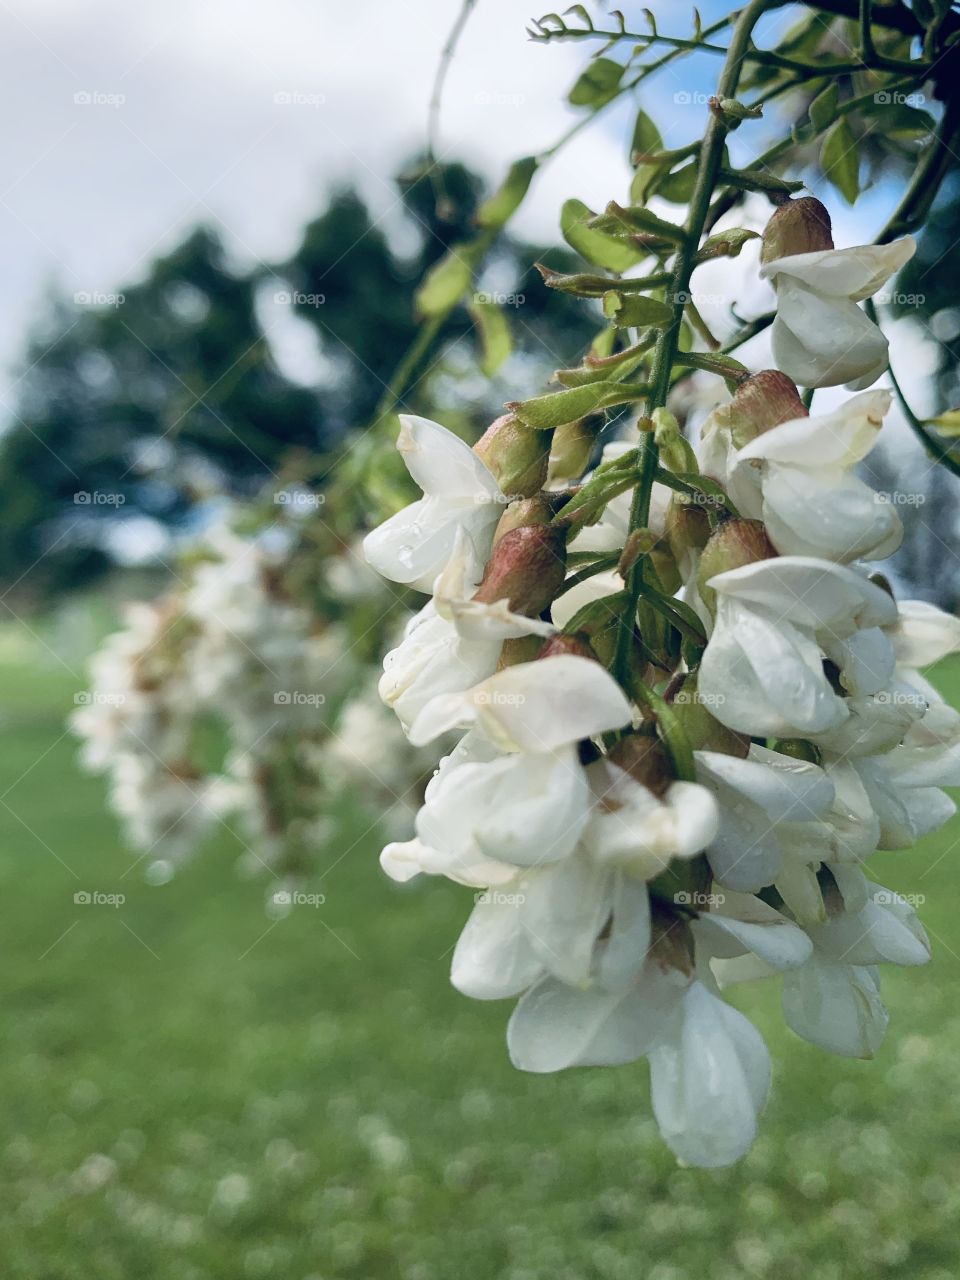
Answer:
[761,195,833,264]
[474,524,567,617]
[696,518,778,614]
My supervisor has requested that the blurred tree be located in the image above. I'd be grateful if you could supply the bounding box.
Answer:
[0,158,596,604]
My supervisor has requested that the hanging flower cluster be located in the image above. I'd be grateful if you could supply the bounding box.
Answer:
[73,519,432,885]
[363,195,960,1168]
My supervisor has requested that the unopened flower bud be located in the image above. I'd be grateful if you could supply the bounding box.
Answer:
[725,370,807,448]
[652,406,696,474]
[647,900,696,971]
[607,733,673,797]
[761,196,833,265]
[670,674,750,757]
[665,495,711,576]
[474,524,567,616]
[473,413,551,498]
[538,631,597,662]
[618,528,659,578]
[492,493,564,546]
[497,634,544,669]
[547,418,599,485]
[697,518,777,614]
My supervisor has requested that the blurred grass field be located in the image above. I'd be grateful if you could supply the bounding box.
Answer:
[1,619,960,1280]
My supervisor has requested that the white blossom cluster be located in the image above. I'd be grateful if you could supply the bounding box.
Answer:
[362,217,960,1167]
[72,521,431,880]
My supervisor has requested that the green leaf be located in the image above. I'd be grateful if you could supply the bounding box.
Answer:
[694,227,760,263]
[555,341,649,387]
[508,380,649,429]
[630,108,663,163]
[536,264,668,298]
[414,247,476,318]
[655,161,698,204]
[568,57,624,108]
[808,83,839,133]
[560,198,644,272]
[821,118,860,205]
[475,157,538,230]
[587,202,686,243]
[469,300,512,376]
[603,292,674,329]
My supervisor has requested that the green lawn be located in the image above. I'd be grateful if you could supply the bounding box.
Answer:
[2,622,959,1280]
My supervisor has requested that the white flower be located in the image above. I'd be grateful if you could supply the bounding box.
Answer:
[388,657,632,892]
[889,599,960,669]
[378,603,505,731]
[647,981,771,1168]
[416,745,592,872]
[698,557,898,736]
[760,238,915,388]
[408,654,634,752]
[782,877,929,1058]
[695,745,834,891]
[730,391,902,562]
[583,757,719,879]
[362,415,503,592]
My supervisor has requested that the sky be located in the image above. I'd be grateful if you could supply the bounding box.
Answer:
[0,1,805,387]
[0,0,938,424]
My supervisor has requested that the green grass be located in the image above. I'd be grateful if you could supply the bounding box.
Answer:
[2,628,960,1280]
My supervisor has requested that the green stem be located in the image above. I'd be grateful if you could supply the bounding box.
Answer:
[859,0,926,74]
[613,0,778,687]
[563,25,874,75]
